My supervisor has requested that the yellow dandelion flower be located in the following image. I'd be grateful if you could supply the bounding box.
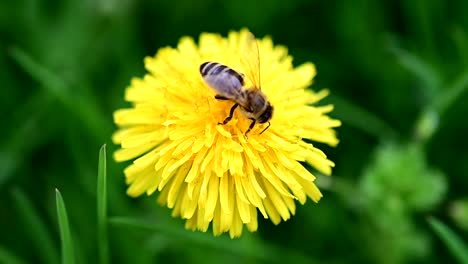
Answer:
[112,29,341,238]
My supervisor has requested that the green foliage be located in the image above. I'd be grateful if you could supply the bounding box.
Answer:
[358,142,447,263]
[97,144,109,264]
[109,217,318,263]
[0,246,28,264]
[428,217,468,264]
[55,189,75,264]
[360,143,446,212]
[450,199,468,231]
[1,0,467,263]
[11,188,59,264]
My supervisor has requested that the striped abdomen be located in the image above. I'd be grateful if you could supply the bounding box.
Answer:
[200,62,244,85]
[199,62,247,104]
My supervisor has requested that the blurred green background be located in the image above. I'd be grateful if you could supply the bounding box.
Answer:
[1,0,468,263]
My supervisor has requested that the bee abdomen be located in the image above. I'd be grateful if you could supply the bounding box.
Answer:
[200,62,244,85]
[200,62,218,76]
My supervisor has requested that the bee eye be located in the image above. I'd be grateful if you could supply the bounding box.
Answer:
[259,105,273,123]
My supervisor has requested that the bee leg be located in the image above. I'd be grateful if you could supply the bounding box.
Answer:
[245,118,256,136]
[259,121,271,134]
[215,95,229,100]
[219,103,239,125]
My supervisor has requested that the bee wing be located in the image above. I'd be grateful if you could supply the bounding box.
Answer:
[203,73,247,104]
[240,31,261,90]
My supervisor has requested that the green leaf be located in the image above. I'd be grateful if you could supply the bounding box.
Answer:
[0,246,28,264]
[109,217,317,264]
[11,188,59,264]
[55,189,75,264]
[427,217,468,264]
[97,144,109,264]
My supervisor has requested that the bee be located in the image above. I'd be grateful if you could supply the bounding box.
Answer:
[199,32,274,135]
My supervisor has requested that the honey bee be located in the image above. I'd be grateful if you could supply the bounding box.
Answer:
[199,32,273,135]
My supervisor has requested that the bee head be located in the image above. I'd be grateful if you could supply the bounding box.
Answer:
[258,103,274,123]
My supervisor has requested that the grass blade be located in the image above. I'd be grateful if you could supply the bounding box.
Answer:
[11,188,59,264]
[97,144,109,264]
[387,40,441,97]
[452,26,468,67]
[55,189,75,264]
[427,217,468,264]
[8,47,110,142]
[0,246,28,264]
[0,91,53,188]
[436,69,468,117]
[109,216,317,264]
[326,94,399,140]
